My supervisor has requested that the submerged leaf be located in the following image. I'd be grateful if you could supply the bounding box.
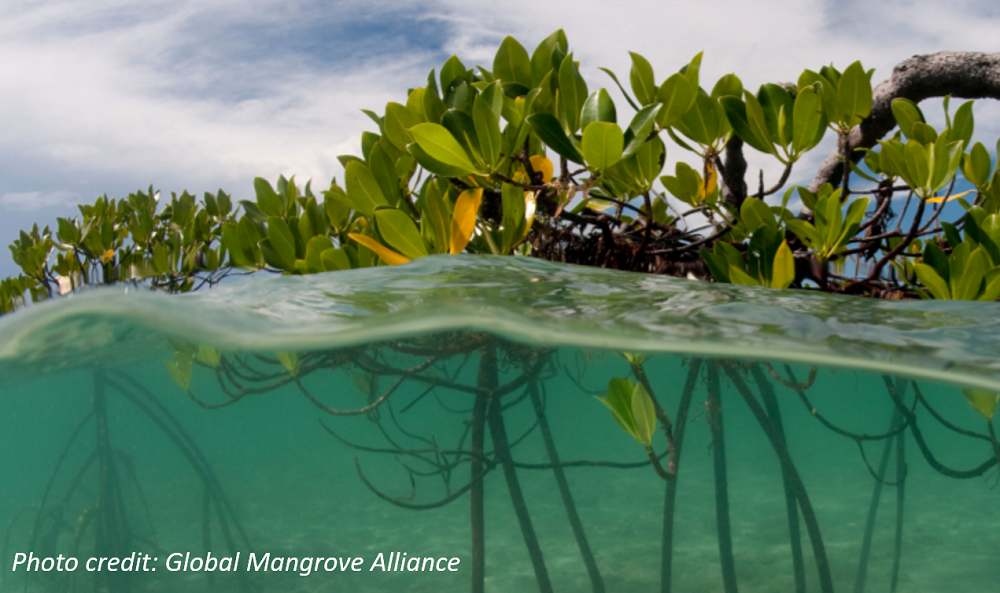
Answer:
[277,352,299,376]
[631,382,657,447]
[164,353,193,391]
[963,389,999,420]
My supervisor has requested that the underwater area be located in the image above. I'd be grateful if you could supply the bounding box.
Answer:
[1,256,999,593]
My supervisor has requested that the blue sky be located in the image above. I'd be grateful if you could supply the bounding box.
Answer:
[2,0,999,278]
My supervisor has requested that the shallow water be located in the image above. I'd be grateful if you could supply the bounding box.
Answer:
[1,256,998,592]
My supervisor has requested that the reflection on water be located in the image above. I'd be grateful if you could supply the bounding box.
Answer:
[1,258,998,592]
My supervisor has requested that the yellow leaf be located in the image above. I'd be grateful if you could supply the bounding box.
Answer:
[450,188,483,254]
[530,155,554,184]
[586,198,617,211]
[963,389,999,420]
[348,233,411,265]
[704,162,718,197]
[926,189,975,204]
[519,191,537,243]
[101,249,115,264]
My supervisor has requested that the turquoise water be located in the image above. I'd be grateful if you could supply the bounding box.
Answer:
[1,256,999,592]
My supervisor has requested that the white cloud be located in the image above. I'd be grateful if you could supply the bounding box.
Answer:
[0,190,81,211]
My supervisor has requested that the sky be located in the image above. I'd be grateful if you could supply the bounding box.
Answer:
[2,0,1000,278]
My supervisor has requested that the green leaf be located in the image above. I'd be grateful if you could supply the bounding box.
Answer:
[196,345,221,368]
[771,241,795,288]
[963,389,999,420]
[655,73,694,128]
[440,55,468,91]
[622,104,662,160]
[700,250,731,283]
[728,265,760,286]
[720,96,772,154]
[368,143,400,206]
[951,100,975,147]
[635,135,665,187]
[816,192,843,250]
[877,138,908,180]
[262,217,296,270]
[442,108,482,163]
[799,70,840,126]
[600,377,638,438]
[384,103,421,151]
[914,263,951,299]
[711,73,743,100]
[904,139,931,191]
[838,61,872,127]
[526,112,585,164]
[747,224,780,281]
[165,355,192,390]
[675,91,720,147]
[922,241,950,282]
[423,180,451,253]
[979,269,1000,302]
[839,196,870,250]
[631,382,656,447]
[423,78,447,124]
[786,219,822,250]
[222,222,253,267]
[320,247,352,271]
[407,142,473,178]
[473,95,503,169]
[740,197,775,233]
[954,247,989,300]
[910,122,938,144]
[758,83,794,146]
[493,36,532,89]
[792,85,826,154]
[942,221,963,249]
[277,352,299,376]
[743,90,777,156]
[680,52,702,99]
[716,241,745,271]
[531,29,568,87]
[891,98,925,139]
[361,131,380,161]
[375,208,428,259]
[964,142,992,189]
[581,89,617,129]
[559,53,588,133]
[930,138,965,195]
[582,122,625,171]
[479,81,504,119]
[254,177,284,217]
[345,161,389,217]
[628,52,656,106]
[408,123,479,174]
[500,183,526,254]
[305,235,334,273]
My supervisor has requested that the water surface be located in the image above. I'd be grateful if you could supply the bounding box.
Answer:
[1,256,998,592]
